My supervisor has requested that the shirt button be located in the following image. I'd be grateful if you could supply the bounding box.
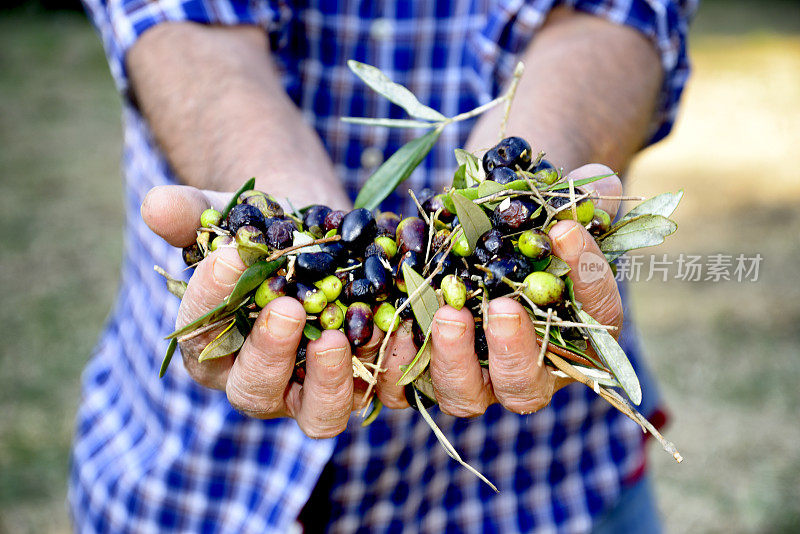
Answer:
[361,147,384,169]
[370,18,393,41]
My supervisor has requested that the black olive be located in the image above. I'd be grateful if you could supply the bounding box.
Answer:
[265,219,295,250]
[395,217,428,255]
[295,252,337,282]
[341,278,375,305]
[482,136,532,173]
[182,243,204,266]
[303,205,332,238]
[487,166,518,185]
[339,208,377,251]
[227,203,268,235]
[363,255,390,302]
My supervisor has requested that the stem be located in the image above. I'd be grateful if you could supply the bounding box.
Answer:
[499,62,525,140]
[265,234,341,261]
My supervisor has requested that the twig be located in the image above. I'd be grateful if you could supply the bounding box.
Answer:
[499,62,525,140]
[265,235,341,261]
[408,189,431,226]
[537,308,553,366]
[177,317,234,344]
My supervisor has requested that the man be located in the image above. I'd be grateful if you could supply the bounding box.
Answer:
[71,0,694,531]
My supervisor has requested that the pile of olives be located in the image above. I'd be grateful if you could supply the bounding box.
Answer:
[181,136,613,387]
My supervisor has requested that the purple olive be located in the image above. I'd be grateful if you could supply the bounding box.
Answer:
[265,219,295,250]
[303,205,332,238]
[323,210,346,233]
[345,302,374,347]
[396,217,428,255]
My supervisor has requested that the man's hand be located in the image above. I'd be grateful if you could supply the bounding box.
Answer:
[142,186,383,439]
[373,164,624,416]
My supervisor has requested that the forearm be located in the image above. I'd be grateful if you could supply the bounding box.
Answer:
[128,23,350,208]
[467,7,663,172]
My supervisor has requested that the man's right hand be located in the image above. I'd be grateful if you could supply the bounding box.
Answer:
[142,185,392,439]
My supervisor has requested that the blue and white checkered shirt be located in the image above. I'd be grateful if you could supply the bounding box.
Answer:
[71,1,694,532]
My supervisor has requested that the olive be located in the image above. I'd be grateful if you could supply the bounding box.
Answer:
[533,167,559,186]
[182,243,204,266]
[293,339,308,384]
[209,234,233,252]
[430,251,456,285]
[375,211,401,237]
[395,217,428,255]
[451,229,471,257]
[314,275,343,302]
[293,282,328,314]
[475,229,511,264]
[295,252,337,282]
[549,188,595,225]
[240,191,284,219]
[235,225,269,264]
[227,203,268,235]
[491,198,540,233]
[265,219,295,250]
[255,275,288,308]
[393,251,422,293]
[482,136,532,173]
[482,257,520,295]
[441,274,467,310]
[394,296,414,320]
[511,254,537,280]
[320,303,345,330]
[404,384,436,410]
[320,240,347,263]
[518,229,552,261]
[431,229,450,252]
[341,278,375,305]
[412,321,426,348]
[373,236,398,260]
[200,208,222,228]
[522,272,565,307]
[363,255,391,302]
[339,208,377,251]
[532,158,555,173]
[303,205,332,238]
[374,302,400,332]
[323,210,346,233]
[588,208,612,235]
[345,302,374,347]
[487,166,518,185]
[422,194,454,222]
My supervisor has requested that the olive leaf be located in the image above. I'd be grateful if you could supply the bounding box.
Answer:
[401,264,440,333]
[303,323,322,341]
[454,149,483,186]
[166,258,285,339]
[347,60,447,122]
[476,179,505,202]
[341,117,437,129]
[154,266,187,299]
[599,215,677,255]
[451,193,492,253]
[197,320,245,362]
[545,256,571,276]
[546,173,615,191]
[221,177,256,219]
[576,309,641,405]
[564,277,578,308]
[354,128,442,211]
[412,388,499,493]
[159,338,178,378]
[292,231,323,254]
[397,331,432,386]
[452,164,467,190]
[361,398,383,427]
[616,190,684,226]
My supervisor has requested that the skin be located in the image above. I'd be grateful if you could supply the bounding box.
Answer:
[136,7,661,437]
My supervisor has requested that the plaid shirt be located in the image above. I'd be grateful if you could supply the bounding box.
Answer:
[71,1,694,532]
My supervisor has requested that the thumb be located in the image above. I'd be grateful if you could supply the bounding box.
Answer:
[141,185,229,248]
[549,220,622,334]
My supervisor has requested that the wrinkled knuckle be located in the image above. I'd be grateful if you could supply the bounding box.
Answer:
[226,383,282,418]
[502,392,551,415]
[440,399,485,419]
[303,422,346,440]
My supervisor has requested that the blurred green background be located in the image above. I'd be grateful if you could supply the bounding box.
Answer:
[0,1,798,532]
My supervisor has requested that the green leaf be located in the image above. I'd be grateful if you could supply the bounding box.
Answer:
[303,322,322,341]
[576,309,642,405]
[401,264,439,333]
[197,320,245,362]
[221,177,256,219]
[476,180,505,200]
[564,277,578,308]
[166,258,285,339]
[159,338,178,378]
[599,215,677,254]
[454,149,483,185]
[546,173,615,191]
[354,128,442,210]
[397,332,432,386]
[347,60,447,122]
[451,194,492,253]
[341,117,436,129]
[452,164,467,190]
[155,266,187,299]
[412,388,499,492]
[545,255,571,276]
[617,190,684,225]
[361,398,383,427]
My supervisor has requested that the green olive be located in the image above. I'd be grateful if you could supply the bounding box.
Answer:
[374,236,398,260]
[588,208,612,235]
[441,274,467,310]
[320,303,345,330]
[451,228,471,257]
[314,275,343,302]
[254,275,288,308]
[522,272,565,307]
[555,197,595,225]
[200,208,222,228]
[209,234,233,252]
[517,229,552,261]
[374,302,400,332]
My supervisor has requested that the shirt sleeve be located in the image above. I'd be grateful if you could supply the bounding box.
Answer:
[82,0,288,96]
[474,0,698,146]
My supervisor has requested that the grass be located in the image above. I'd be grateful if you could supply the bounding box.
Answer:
[0,3,798,533]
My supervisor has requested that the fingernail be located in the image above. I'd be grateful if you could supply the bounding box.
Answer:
[487,313,520,338]
[316,346,347,368]
[435,317,466,340]
[551,223,585,255]
[212,255,242,286]
[265,310,301,338]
